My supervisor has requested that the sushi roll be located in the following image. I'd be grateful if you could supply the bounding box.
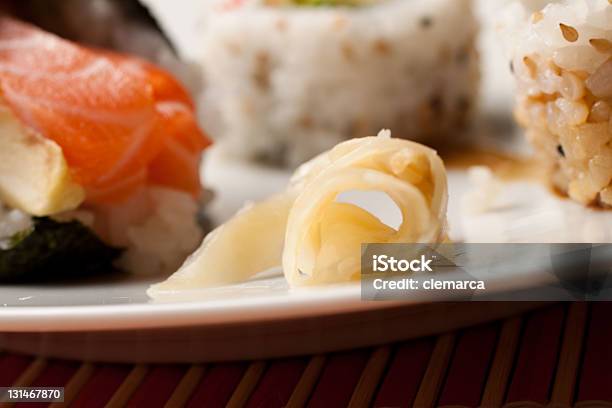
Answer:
[153,0,480,166]
[0,17,210,281]
[500,0,612,206]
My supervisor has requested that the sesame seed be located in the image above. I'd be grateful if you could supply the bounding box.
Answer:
[341,41,355,61]
[589,38,612,53]
[523,56,537,78]
[253,52,271,90]
[373,39,391,56]
[557,145,565,157]
[559,23,579,43]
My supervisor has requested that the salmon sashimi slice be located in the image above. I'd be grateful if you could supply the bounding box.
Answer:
[0,17,210,204]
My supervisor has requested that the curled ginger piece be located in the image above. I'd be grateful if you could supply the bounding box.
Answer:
[148,130,448,296]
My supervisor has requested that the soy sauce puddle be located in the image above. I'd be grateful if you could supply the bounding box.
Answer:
[440,146,545,182]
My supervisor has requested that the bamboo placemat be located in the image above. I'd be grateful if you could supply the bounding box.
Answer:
[1,302,611,407]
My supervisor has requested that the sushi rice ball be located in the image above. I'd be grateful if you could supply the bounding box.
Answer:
[500,0,612,206]
[0,18,210,281]
[191,0,480,166]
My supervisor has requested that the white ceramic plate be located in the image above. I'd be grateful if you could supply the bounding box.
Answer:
[1,1,611,362]
[1,148,610,326]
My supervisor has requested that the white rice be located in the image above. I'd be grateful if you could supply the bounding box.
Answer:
[500,0,612,206]
[0,203,33,250]
[195,0,480,166]
[88,187,204,276]
[0,187,203,276]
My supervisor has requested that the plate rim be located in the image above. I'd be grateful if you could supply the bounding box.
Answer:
[0,283,400,332]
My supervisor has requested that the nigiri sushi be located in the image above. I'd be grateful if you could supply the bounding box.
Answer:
[0,17,210,281]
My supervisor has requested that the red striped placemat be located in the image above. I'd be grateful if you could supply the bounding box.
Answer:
[0,302,610,407]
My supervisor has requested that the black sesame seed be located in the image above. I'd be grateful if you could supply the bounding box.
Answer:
[557,144,565,157]
[419,16,433,29]
[509,60,514,73]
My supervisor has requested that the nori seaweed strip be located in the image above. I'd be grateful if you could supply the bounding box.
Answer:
[0,217,122,283]
[3,0,176,56]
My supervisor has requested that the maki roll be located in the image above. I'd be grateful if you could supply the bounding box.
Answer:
[152,0,479,166]
[0,18,210,281]
[501,0,612,206]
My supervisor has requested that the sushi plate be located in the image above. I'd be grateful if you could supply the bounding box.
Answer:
[0,4,611,362]
[0,142,612,362]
